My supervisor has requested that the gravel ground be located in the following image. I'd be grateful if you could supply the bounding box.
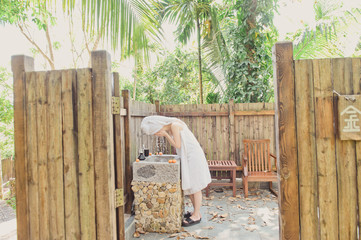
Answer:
[0,200,16,240]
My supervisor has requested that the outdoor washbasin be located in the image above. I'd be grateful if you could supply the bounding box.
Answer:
[132,155,181,183]
[132,154,183,233]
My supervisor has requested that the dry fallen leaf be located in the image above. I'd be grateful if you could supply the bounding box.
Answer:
[202,226,214,230]
[168,233,178,238]
[220,213,228,218]
[133,232,140,238]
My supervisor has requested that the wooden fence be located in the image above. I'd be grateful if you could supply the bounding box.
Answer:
[1,157,15,183]
[12,52,125,240]
[159,102,276,167]
[273,41,361,240]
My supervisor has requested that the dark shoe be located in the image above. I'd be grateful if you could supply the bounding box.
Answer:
[184,211,192,218]
[182,217,201,227]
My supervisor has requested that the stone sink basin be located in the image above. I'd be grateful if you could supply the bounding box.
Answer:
[133,155,181,183]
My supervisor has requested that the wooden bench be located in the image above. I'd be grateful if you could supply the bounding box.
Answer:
[205,160,237,197]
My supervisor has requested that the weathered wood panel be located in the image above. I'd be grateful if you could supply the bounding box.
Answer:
[294,60,318,240]
[91,51,117,240]
[273,41,299,240]
[12,55,34,240]
[62,69,81,239]
[26,71,40,239]
[0,158,15,183]
[48,70,66,239]
[36,72,50,240]
[352,58,361,240]
[77,68,96,240]
[333,58,357,240]
[113,72,125,240]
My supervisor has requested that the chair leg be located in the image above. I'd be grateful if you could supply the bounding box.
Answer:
[269,181,277,196]
[206,184,210,197]
[232,169,236,197]
[243,177,248,198]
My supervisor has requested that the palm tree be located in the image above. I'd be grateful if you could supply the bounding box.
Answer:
[162,0,218,104]
[291,0,361,59]
[24,0,162,62]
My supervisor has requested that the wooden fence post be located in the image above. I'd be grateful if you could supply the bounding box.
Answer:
[272,42,300,240]
[12,55,34,240]
[155,100,160,114]
[113,72,125,240]
[229,99,235,162]
[122,89,133,213]
[91,50,117,240]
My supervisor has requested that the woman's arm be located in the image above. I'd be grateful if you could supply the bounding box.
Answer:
[155,123,182,149]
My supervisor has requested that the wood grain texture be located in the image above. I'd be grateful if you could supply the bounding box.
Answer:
[36,72,50,240]
[62,69,81,239]
[352,58,361,240]
[313,59,338,240]
[11,55,34,240]
[229,100,235,162]
[91,51,117,240]
[77,68,96,240]
[122,90,133,214]
[113,72,125,240]
[294,60,318,240]
[272,41,299,240]
[48,70,65,239]
[25,72,40,239]
[332,58,357,240]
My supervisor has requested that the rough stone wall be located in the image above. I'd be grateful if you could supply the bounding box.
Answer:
[132,181,183,233]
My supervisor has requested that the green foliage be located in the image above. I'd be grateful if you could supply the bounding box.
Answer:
[0,68,14,159]
[133,47,216,104]
[288,0,361,59]
[0,0,56,29]
[219,0,277,103]
[6,196,16,210]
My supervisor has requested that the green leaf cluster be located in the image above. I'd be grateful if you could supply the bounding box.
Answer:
[0,67,14,159]
[132,46,217,104]
[219,0,278,103]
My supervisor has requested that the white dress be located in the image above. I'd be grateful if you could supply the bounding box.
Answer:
[140,115,211,195]
[176,123,211,195]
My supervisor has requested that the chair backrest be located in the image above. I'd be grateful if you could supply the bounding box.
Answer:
[243,139,271,172]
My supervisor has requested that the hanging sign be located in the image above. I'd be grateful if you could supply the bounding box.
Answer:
[338,95,361,140]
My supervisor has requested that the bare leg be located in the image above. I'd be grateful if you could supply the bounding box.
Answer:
[190,191,202,220]
[189,194,195,212]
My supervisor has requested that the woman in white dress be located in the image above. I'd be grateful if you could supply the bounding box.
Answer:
[141,115,211,226]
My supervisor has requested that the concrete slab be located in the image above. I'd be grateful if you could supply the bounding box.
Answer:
[128,187,279,240]
[133,155,181,183]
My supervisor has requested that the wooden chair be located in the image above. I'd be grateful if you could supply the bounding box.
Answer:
[242,139,277,198]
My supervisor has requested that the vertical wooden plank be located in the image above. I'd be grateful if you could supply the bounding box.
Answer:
[77,68,96,240]
[272,41,299,240]
[229,100,235,162]
[12,55,34,240]
[25,72,40,240]
[122,89,133,214]
[313,58,338,240]
[113,73,125,240]
[352,58,361,240]
[48,70,65,239]
[333,58,357,240]
[91,51,117,240]
[36,72,50,240]
[62,69,81,239]
[294,59,318,240]
[215,104,221,160]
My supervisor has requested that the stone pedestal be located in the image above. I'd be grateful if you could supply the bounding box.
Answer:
[132,181,183,233]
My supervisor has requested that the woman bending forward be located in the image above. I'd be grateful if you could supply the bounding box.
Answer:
[141,116,211,226]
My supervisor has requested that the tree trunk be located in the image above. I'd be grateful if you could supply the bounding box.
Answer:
[196,15,203,104]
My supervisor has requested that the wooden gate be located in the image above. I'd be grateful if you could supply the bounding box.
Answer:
[12,51,125,240]
[273,42,361,240]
